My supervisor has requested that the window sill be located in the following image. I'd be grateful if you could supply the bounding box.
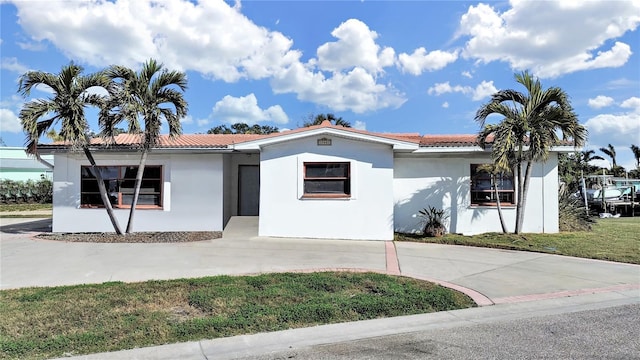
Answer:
[301,194,351,199]
[469,204,516,208]
[80,205,163,210]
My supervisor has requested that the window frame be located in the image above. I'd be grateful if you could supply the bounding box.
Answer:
[80,165,163,209]
[302,162,351,199]
[470,164,515,206]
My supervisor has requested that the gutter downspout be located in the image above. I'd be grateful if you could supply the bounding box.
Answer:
[35,153,54,170]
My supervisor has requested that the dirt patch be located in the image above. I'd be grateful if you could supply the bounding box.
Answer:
[35,231,222,243]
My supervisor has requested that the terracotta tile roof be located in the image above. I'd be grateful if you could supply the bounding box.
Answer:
[48,133,265,149]
[40,122,494,150]
[420,134,488,147]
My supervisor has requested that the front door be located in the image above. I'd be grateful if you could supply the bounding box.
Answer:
[238,165,260,216]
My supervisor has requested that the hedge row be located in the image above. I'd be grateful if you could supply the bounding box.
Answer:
[0,178,52,204]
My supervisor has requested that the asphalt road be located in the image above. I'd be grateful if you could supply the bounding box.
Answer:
[240,303,640,360]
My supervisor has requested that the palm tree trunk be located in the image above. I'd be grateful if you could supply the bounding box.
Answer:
[514,161,523,234]
[493,176,508,233]
[83,147,123,234]
[516,161,533,234]
[125,149,147,233]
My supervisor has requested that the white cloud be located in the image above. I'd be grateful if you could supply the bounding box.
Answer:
[471,80,497,101]
[11,0,299,83]
[397,48,458,75]
[442,102,449,108]
[620,96,640,111]
[457,1,640,78]
[461,71,473,79]
[353,120,366,130]
[271,63,406,113]
[588,95,615,109]
[211,94,289,124]
[0,108,22,133]
[427,80,497,101]
[11,1,407,114]
[17,40,46,51]
[316,19,395,74]
[1,57,29,74]
[584,96,640,169]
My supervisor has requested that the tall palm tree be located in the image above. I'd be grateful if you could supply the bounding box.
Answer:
[630,145,640,168]
[578,150,604,174]
[18,63,124,234]
[476,71,586,234]
[303,113,351,127]
[599,144,617,168]
[103,59,187,233]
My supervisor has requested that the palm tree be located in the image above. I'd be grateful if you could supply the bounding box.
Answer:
[631,145,640,168]
[303,113,351,127]
[103,59,187,233]
[476,71,586,234]
[599,144,617,168]
[577,150,604,175]
[18,63,124,234]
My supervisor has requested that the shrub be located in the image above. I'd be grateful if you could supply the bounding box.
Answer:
[559,189,593,232]
[418,206,448,237]
[0,177,52,204]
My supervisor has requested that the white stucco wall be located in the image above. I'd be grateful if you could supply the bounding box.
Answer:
[52,152,224,232]
[259,136,394,240]
[393,153,560,235]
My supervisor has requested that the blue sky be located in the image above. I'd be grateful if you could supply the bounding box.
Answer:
[1,0,639,170]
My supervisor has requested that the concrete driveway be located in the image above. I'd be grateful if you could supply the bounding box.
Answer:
[1,217,638,307]
[3,217,639,360]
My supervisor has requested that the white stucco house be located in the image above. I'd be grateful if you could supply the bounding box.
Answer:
[38,121,574,240]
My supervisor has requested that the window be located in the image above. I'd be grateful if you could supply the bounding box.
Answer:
[81,166,162,208]
[470,164,514,205]
[303,162,350,198]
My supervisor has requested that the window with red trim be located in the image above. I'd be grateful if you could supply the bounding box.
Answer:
[80,166,162,208]
[470,164,514,205]
[303,162,350,198]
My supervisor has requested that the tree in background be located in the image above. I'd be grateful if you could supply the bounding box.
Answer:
[558,150,605,193]
[103,59,188,233]
[207,123,279,134]
[302,113,351,127]
[476,71,586,234]
[599,143,617,169]
[18,63,124,233]
[631,145,640,168]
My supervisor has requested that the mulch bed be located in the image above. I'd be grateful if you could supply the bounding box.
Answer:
[35,231,222,243]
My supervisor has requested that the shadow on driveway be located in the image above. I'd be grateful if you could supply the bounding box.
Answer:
[0,219,52,234]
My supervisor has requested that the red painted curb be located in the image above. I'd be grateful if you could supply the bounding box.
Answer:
[385,241,401,275]
[492,283,640,304]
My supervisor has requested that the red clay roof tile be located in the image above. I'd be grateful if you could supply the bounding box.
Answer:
[42,121,492,149]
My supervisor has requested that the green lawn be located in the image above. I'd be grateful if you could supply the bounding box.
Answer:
[396,217,640,264]
[0,272,475,360]
[0,203,52,212]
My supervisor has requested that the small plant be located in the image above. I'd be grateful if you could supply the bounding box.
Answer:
[418,205,449,237]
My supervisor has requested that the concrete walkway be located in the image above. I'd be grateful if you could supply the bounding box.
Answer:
[1,217,639,359]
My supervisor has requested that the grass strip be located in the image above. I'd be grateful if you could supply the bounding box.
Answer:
[0,272,475,360]
[0,203,52,212]
[396,217,640,264]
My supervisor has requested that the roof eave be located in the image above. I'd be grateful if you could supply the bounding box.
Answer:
[233,127,419,151]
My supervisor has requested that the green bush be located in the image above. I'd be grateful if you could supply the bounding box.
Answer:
[0,177,52,204]
[559,189,593,232]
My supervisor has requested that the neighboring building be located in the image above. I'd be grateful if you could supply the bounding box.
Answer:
[0,147,54,181]
[38,122,573,239]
